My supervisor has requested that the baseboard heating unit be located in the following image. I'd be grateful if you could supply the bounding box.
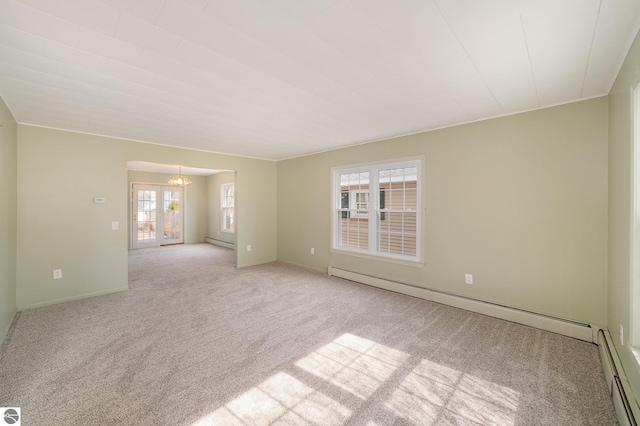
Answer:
[205,237,235,250]
[327,266,594,342]
[598,330,639,426]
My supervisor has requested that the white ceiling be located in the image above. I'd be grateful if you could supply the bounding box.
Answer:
[0,0,639,161]
[127,161,227,176]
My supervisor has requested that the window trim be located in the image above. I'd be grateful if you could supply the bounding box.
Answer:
[331,158,423,265]
[631,80,640,370]
[221,182,235,234]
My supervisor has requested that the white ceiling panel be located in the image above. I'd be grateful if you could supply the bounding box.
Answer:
[0,24,46,55]
[96,0,166,25]
[137,50,191,82]
[0,60,50,84]
[271,0,339,25]
[391,18,459,58]
[114,13,181,56]
[42,39,153,86]
[127,161,227,176]
[203,0,283,39]
[78,27,142,64]
[353,0,444,44]
[0,1,78,47]
[178,0,209,12]
[16,0,120,37]
[0,0,638,160]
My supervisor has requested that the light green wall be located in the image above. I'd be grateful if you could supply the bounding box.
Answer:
[207,171,237,245]
[278,97,608,325]
[0,97,17,344]
[608,31,640,397]
[16,125,277,309]
[127,170,208,245]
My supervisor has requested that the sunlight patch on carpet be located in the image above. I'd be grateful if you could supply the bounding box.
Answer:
[192,333,520,425]
[191,372,351,425]
[294,333,410,399]
[385,359,520,424]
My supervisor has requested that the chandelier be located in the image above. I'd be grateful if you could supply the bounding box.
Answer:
[168,165,192,186]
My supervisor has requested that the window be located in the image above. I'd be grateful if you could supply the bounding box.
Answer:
[221,183,235,233]
[349,190,370,219]
[332,159,422,263]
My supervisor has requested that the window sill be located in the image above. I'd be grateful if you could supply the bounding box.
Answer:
[221,230,235,234]
[331,248,424,268]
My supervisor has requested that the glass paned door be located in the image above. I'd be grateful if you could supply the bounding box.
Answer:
[163,189,182,243]
[135,186,157,246]
[132,184,184,249]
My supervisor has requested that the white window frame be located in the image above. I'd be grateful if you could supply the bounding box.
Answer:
[631,82,640,368]
[221,182,235,234]
[331,159,423,265]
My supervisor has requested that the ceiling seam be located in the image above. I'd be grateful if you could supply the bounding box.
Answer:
[580,0,603,99]
[154,0,169,26]
[517,0,540,108]
[432,0,504,115]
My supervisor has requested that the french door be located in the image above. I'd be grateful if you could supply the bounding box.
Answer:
[132,184,184,249]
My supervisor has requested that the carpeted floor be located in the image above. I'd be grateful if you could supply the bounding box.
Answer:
[0,243,617,425]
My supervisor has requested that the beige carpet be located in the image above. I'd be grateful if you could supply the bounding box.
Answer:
[0,243,617,425]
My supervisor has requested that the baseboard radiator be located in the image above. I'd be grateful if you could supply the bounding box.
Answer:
[327,266,594,342]
[598,329,639,426]
[204,237,235,250]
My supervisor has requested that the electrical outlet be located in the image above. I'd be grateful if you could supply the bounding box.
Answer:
[111,221,119,230]
[53,269,62,280]
[465,274,473,285]
[620,324,624,346]
[247,245,251,252]
[310,248,315,254]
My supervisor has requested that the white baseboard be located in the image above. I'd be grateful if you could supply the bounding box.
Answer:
[598,329,638,425]
[0,308,17,347]
[236,259,277,269]
[277,259,326,274]
[205,237,235,250]
[18,286,129,310]
[328,266,593,342]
